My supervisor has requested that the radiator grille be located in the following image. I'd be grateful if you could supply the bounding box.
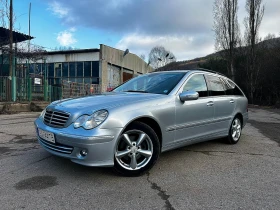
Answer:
[44,110,70,128]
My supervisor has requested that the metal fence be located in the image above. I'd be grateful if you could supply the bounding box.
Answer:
[0,76,45,102]
[0,76,102,102]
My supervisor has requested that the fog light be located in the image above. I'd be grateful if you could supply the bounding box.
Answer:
[80,149,88,157]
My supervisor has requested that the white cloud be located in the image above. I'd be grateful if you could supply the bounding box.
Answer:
[116,34,215,61]
[47,0,280,60]
[56,30,77,46]
[69,27,76,32]
[48,1,69,18]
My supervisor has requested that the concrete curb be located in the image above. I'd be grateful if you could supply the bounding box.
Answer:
[0,101,49,113]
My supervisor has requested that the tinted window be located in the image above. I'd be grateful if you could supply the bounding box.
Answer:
[84,61,91,77]
[92,61,99,77]
[55,63,61,77]
[223,78,243,96]
[77,62,83,77]
[62,63,68,77]
[207,75,225,96]
[183,74,208,97]
[48,63,54,77]
[69,62,76,77]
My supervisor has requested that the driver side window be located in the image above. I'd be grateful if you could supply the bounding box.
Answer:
[183,74,208,97]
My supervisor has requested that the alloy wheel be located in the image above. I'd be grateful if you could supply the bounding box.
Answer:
[231,118,241,141]
[115,130,153,170]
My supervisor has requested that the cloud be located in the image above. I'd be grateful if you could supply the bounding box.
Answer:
[56,30,77,46]
[69,27,76,32]
[116,34,214,61]
[47,1,69,18]
[238,0,280,39]
[46,0,280,60]
[45,0,213,36]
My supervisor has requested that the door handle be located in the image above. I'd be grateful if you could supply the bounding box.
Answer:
[207,101,214,106]
[229,99,234,103]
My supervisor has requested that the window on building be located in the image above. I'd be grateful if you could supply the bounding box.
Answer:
[92,61,99,77]
[77,62,83,77]
[42,63,46,77]
[36,63,42,74]
[55,63,62,77]
[84,61,91,77]
[29,64,35,74]
[62,63,68,77]
[48,63,54,77]
[69,62,76,77]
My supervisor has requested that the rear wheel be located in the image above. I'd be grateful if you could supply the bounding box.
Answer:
[114,121,160,176]
[227,116,242,144]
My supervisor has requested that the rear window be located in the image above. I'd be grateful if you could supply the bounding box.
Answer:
[222,78,244,96]
[206,75,226,96]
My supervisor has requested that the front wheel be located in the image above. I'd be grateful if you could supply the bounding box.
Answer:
[114,121,160,176]
[227,116,242,144]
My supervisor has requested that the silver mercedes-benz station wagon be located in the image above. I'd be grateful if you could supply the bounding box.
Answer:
[34,69,248,176]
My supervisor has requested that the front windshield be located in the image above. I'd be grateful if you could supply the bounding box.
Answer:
[113,72,186,95]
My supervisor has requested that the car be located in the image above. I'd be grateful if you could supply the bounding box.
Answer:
[34,69,248,176]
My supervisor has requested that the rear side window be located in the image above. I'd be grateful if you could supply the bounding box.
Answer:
[222,78,244,96]
[183,74,208,97]
[206,75,226,96]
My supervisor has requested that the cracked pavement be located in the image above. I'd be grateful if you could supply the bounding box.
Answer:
[0,109,279,209]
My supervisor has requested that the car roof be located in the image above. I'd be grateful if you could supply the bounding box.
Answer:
[151,69,226,77]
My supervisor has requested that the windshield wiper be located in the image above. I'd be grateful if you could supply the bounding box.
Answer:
[124,90,148,93]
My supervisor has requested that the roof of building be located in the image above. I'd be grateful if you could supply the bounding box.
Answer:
[47,48,100,55]
[0,27,34,45]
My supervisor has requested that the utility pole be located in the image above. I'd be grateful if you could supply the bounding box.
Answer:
[9,0,13,77]
[9,0,16,101]
[28,2,31,53]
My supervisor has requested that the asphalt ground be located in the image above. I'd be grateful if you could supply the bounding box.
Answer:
[0,108,279,210]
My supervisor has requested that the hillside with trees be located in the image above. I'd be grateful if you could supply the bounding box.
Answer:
[156,0,280,107]
[157,36,280,106]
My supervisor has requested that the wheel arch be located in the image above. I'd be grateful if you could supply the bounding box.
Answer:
[234,113,243,126]
[123,116,163,150]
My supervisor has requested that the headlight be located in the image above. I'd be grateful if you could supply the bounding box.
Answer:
[73,110,108,130]
[73,115,89,128]
[40,109,46,119]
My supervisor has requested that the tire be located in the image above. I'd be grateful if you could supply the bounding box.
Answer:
[227,116,242,144]
[113,121,160,176]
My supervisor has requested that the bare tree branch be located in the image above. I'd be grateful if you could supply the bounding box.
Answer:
[148,46,176,70]
[213,0,240,81]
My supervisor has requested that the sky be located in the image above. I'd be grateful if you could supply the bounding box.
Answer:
[13,0,280,61]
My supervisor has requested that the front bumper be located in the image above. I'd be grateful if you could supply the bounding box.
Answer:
[34,118,123,167]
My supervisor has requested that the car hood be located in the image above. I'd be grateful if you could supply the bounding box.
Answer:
[49,92,165,114]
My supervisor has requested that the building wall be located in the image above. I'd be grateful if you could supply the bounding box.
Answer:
[99,44,154,92]
[34,52,99,63]
[18,46,153,93]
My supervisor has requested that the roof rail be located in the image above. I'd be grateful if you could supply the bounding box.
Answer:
[196,68,226,77]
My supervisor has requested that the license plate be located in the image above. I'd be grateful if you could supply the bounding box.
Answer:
[38,128,55,143]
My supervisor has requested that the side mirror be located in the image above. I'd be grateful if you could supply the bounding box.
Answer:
[179,90,199,102]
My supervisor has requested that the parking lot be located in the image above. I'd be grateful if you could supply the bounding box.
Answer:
[0,108,279,209]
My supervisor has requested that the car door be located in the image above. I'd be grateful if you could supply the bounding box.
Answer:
[174,73,214,144]
[205,74,236,134]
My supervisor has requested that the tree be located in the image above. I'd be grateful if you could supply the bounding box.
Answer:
[213,0,240,81]
[148,46,176,70]
[243,0,265,103]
